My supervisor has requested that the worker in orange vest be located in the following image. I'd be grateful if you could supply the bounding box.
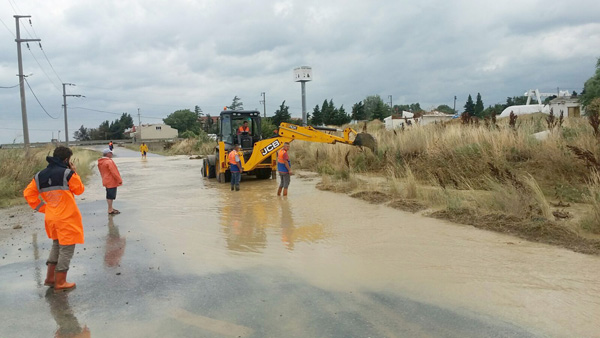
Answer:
[108,141,113,151]
[237,121,250,135]
[98,148,123,215]
[23,146,85,292]
[228,144,243,191]
[277,142,292,196]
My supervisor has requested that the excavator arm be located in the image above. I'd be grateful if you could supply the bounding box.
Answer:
[240,122,376,172]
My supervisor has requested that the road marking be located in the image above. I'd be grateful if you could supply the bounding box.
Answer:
[172,308,254,337]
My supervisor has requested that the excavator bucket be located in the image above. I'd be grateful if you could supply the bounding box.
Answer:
[353,133,377,152]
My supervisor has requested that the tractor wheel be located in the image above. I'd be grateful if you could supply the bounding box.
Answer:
[216,159,229,183]
[202,159,207,177]
[206,155,217,179]
[256,168,272,179]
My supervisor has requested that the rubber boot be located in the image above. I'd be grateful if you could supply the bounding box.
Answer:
[231,185,234,191]
[54,271,76,293]
[44,263,56,287]
[283,188,288,196]
[277,187,282,196]
[235,185,240,191]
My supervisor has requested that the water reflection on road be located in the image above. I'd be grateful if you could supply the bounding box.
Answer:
[220,188,327,253]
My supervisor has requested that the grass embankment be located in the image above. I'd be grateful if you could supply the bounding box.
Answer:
[291,114,600,255]
[0,147,100,208]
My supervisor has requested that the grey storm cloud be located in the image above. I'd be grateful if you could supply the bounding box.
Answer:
[1,0,599,143]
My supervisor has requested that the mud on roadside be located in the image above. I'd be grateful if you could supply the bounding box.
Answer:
[0,204,36,242]
[318,177,600,255]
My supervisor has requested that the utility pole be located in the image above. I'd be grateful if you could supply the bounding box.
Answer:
[453,96,457,114]
[14,15,40,148]
[388,95,393,110]
[62,83,82,146]
[137,108,141,127]
[260,92,266,117]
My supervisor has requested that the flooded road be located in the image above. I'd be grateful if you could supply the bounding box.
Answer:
[1,147,600,337]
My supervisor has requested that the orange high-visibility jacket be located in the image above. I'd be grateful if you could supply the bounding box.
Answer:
[23,157,85,245]
[98,157,123,189]
[237,126,249,134]
[228,150,239,164]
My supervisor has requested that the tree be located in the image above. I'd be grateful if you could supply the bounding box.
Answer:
[351,101,366,120]
[272,101,291,127]
[474,93,484,117]
[409,103,423,113]
[464,95,475,116]
[86,113,132,140]
[311,104,323,125]
[261,117,277,139]
[436,104,454,114]
[194,105,202,117]
[330,104,351,125]
[581,58,600,108]
[163,109,201,136]
[227,96,244,110]
[505,96,528,108]
[371,100,389,121]
[364,95,388,120]
[320,99,332,124]
[482,104,504,118]
[73,125,90,141]
[89,120,110,140]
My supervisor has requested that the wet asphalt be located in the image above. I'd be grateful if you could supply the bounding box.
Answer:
[0,147,541,337]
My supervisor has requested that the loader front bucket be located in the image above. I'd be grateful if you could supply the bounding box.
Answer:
[353,133,377,152]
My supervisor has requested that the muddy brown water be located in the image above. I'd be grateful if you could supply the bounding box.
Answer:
[1,148,599,337]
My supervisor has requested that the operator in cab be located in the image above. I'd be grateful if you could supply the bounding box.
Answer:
[237,121,250,135]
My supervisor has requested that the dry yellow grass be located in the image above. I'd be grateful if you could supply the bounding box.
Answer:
[0,146,99,208]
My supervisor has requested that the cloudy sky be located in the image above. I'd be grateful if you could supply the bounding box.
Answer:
[1,0,599,143]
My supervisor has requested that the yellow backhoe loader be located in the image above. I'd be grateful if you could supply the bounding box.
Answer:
[202,110,375,183]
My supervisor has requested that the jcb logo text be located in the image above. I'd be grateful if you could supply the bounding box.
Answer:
[260,140,280,156]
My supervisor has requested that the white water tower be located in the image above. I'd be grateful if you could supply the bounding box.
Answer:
[294,66,312,125]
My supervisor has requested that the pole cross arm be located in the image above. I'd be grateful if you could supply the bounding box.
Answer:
[15,38,41,42]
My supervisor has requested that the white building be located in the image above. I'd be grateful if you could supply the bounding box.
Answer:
[420,111,454,126]
[384,114,418,130]
[549,97,582,117]
[132,124,178,140]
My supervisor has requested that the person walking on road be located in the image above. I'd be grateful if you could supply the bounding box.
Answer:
[98,148,123,215]
[139,142,148,159]
[108,141,114,151]
[229,144,242,191]
[23,146,85,292]
[277,142,292,196]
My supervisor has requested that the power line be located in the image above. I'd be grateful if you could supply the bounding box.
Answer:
[0,84,19,88]
[39,43,64,84]
[0,16,15,37]
[25,43,62,92]
[6,0,18,14]
[0,126,57,131]
[7,0,36,39]
[24,77,60,119]
[28,16,64,85]
[69,106,165,120]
